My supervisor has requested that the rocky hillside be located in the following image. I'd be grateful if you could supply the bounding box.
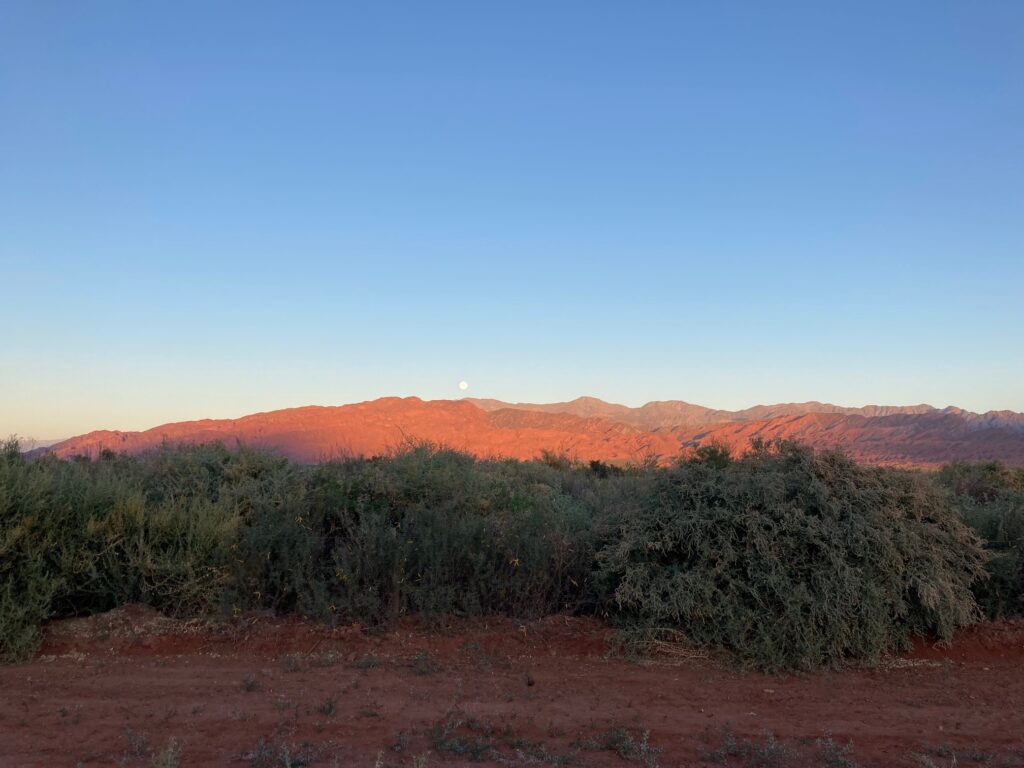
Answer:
[46,396,1024,467]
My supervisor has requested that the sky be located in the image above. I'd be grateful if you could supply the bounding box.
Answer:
[2,2,1022,440]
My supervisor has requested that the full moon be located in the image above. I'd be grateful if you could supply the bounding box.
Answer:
[458,380,469,391]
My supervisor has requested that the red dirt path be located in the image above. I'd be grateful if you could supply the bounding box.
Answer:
[1,607,1023,767]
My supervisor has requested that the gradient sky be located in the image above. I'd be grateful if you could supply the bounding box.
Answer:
[2,2,1023,440]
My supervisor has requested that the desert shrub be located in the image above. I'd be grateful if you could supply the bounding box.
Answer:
[936,460,1024,503]
[597,440,986,671]
[0,440,241,659]
[971,548,1024,618]
[1,443,71,661]
[217,449,319,616]
[1,438,615,660]
[32,456,236,619]
[135,442,236,505]
[938,462,1024,618]
[216,445,613,623]
[298,447,598,623]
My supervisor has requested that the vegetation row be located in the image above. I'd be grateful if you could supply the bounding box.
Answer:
[2,438,1022,670]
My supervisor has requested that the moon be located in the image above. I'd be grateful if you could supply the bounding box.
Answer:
[458,380,469,391]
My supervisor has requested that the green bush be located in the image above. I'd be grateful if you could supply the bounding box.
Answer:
[938,461,1024,618]
[231,447,600,623]
[936,460,1024,503]
[597,440,986,671]
[0,441,240,660]
[326,449,595,621]
[1,441,56,660]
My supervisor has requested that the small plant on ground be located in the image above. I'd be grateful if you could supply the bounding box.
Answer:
[412,650,438,675]
[916,743,999,767]
[311,652,340,667]
[151,738,182,768]
[817,733,861,768]
[124,727,150,759]
[246,737,320,768]
[573,726,662,768]
[430,714,495,762]
[316,696,338,717]
[391,731,411,753]
[273,697,294,712]
[698,727,792,768]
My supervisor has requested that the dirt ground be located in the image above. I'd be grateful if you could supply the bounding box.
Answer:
[1,607,1023,767]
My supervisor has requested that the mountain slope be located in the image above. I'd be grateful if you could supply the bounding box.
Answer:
[467,397,1024,432]
[670,412,1024,467]
[46,396,1024,467]
[48,398,677,464]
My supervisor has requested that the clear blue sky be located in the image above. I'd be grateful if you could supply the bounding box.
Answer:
[2,2,1022,439]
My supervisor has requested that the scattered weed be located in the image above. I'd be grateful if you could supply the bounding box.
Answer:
[412,650,438,675]
[151,738,181,768]
[698,727,791,768]
[273,697,294,713]
[430,714,495,762]
[124,727,150,758]
[574,726,662,768]
[391,731,411,753]
[817,733,861,768]
[246,737,319,768]
[311,652,340,668]
[915,743,1001,767]
[356,654,380,670]
[316,696,338,717]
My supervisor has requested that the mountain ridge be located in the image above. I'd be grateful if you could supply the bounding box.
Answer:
[42,396,1024,468]
[466,396,1023,431]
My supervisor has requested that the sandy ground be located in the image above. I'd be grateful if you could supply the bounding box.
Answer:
[1,606,1022,767]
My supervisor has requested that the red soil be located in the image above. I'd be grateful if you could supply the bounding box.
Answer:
[47,397,1024,468]
[2,606,1022,767]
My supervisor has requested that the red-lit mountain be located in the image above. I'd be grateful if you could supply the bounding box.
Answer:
[45,396,1024,468]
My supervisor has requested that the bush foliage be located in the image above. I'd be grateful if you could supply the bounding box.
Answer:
[0,436,999,670]
[0,440,625,662]
[938,461,1024,618]
[598,441,986,671]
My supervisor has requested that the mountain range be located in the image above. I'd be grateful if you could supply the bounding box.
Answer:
[42,396,1024,468]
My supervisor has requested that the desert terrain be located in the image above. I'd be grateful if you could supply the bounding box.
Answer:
[2,606,1023,768]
